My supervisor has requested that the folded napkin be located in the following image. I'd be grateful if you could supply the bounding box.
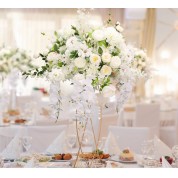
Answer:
[24,157,36,168]
[45,131,66,154]
[154,136,172,159]
[162,156,172,168]
[106,161,112,168]
[1,135,22,160]
[103,132,121,155]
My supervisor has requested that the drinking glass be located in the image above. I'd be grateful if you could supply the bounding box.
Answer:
[141,139,155,161]
[22,136,32,153]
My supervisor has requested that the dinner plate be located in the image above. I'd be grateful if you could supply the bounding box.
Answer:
[49,159,72,162]
[109,155,137,163]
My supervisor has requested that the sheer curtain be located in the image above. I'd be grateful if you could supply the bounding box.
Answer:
[0,8,124,55]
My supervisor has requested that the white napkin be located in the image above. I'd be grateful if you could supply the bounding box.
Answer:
[24,158,36,168]
[103,132,121,155]
[45,131,66,154]
[1,135,22,159]
[161,156,172,168]
[154,136,172,159]
[106,161,112,168]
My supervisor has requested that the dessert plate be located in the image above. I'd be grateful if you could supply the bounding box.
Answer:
[109,155,137,163]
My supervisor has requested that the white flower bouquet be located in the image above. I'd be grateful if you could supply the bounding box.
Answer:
[24,9,150,119]
[0,47,34,79]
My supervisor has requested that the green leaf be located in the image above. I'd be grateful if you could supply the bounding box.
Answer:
[51,44,58,52]
[98,40,108,48]
[98,47,103,55]
[71,25,79,36]
[111,48,120,56]
[54,31,58,38]
[70,50,79,59]
[58,61,63,67]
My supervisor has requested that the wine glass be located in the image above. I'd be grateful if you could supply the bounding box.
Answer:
[172,145,178,167]
[66,134,77,150]
[22,136,32,154]
[0,155,4,168]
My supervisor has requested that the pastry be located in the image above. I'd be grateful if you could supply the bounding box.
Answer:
[79,150,110,160]
[15,119,26,124]
[7,109,20,116]
[3,118,10,123]
[53,153,72,160]
[53,154,62,160]
[119,149,134,161]
[63,153,72,160]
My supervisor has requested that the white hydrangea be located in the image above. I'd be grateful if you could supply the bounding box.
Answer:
[110,56,121,68]
[92,29,105,41]
[47,52,60,62]
[102,85,116,97]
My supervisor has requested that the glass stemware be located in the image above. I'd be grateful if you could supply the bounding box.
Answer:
[172,145,178,167]
[66,134,77,150]
[22,136,32,154]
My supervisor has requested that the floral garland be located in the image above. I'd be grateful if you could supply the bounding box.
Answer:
[24,9,150,119]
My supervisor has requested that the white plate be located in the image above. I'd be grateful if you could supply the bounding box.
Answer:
[109,155,137,163]
[50,159,72,162]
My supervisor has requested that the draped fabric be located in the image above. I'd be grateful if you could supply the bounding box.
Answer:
[0,8,124,55]
[136,8,156,98]
[141,8,156,58]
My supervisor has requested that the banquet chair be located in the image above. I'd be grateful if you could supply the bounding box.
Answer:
[108,126,155,154]
[119,105,136,127]
[133,103,160,136]
[160,109,178,148]
[27,125,67,152]
[99,102,119,138]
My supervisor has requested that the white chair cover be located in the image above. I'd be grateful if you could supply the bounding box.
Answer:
[160,110,178,147]
[133,103,160,136]
[108,126,155,154]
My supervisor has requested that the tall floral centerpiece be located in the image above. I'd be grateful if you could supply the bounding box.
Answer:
[0,47,35,109]
[24,9,150,167]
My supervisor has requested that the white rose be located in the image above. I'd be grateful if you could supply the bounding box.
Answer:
[90,54,101,65]
[47,52,60,62]
[74,57,86,68]
[102,52,111,63]
[92,30,105,41]
[110,56,121,68]
[102,85,116,97]
[100,65,112,76]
